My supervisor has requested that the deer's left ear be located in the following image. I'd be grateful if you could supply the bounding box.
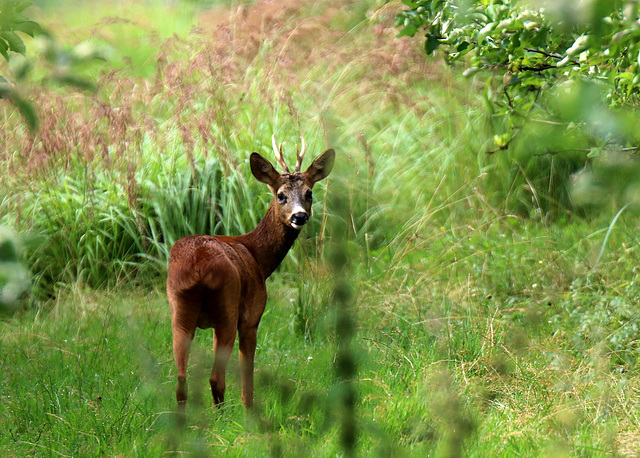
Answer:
[250,152,281,189]
[304,149,335,185]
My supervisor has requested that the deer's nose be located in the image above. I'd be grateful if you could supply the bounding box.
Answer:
[290,212,309,227]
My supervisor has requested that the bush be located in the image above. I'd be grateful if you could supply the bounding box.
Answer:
[397,0,640,215]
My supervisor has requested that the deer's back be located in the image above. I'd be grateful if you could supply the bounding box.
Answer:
[167,235,267,327]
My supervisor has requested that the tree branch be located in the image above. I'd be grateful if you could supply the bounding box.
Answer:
[524,47,579,65]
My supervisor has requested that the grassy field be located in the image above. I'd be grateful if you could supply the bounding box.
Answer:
[2,0,640,456]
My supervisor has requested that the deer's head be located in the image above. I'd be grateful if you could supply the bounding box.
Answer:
[250,135,335,230]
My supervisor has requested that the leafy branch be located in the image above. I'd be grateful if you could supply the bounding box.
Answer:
[0,0,43,130]
[0,0,103,132]
[397,0,640,155]
[397,0,640,214]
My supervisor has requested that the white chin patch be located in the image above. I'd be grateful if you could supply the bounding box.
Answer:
[290,222,305,230]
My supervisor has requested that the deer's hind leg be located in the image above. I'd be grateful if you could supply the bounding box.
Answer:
[210,324,237,406]
[206,284,240,408]
[169,288,202,413]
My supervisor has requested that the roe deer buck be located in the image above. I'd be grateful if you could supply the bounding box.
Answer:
[167,135,335,411]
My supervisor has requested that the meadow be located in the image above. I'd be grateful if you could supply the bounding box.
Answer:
[1,0,640,455]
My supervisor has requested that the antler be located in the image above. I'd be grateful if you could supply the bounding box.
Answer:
[295,135,306,173]
[271,134,290,173]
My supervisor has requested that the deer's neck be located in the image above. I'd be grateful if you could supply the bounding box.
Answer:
[238,202,300,278]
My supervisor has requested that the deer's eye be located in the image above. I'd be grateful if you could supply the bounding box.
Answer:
[277,192,286,203]
[305,190,313,201]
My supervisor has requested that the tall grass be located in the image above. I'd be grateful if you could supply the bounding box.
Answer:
[1,0,485,298]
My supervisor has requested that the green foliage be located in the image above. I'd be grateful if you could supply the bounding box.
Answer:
[0,1,41,59]
[397,0,640,214]
[0,1,105,131]
[0,0,42,130]
[0,146,263,298]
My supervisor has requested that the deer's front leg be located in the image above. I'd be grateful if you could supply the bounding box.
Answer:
[238,325,258,409]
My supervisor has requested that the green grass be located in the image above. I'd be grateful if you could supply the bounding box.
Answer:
[3,250,639,455]
[1,0,640,455]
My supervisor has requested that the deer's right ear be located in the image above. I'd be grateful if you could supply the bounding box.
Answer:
[304,149,335,185]
[250,152,281,188]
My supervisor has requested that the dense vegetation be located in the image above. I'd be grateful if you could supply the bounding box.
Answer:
[1,0,640,455]
[399,0,640,215]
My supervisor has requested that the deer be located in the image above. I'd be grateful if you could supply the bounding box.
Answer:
[167,135,335,412]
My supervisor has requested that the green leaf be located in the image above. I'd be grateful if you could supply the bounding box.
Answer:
[0,12,29,30]
[0,86,38,131]
[425,33,440,54]
[398,24,418,38]
[12,56,30,80]
[493,133,511,147]
[617,72,634,81]
[477,22,495,43]
[13,20,41,37]
[566,35,590,56]
[0,239,18,262]
[0,31,26,54]
[13,93,38,131]
[0,78,8,99]
[53,74,97,92]
[520,76,544,88]
[495,18,515,32]
[462,66,481,77]
[13,2,33,14]
[456,41,470,53]
[0,38,8,60]
[588,147,601,158]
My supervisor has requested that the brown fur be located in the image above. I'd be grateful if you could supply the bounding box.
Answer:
[167,146,335,411]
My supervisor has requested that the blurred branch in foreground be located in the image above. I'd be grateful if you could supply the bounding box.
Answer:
[0,0,106,132]
[0,226,30,310]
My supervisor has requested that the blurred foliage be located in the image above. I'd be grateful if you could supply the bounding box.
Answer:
[0,0,105,131]
[557,278,640,366]
[0,226,29,309]
[397,0,640,215]
[0,1,41,61]
[0,0,42,130]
